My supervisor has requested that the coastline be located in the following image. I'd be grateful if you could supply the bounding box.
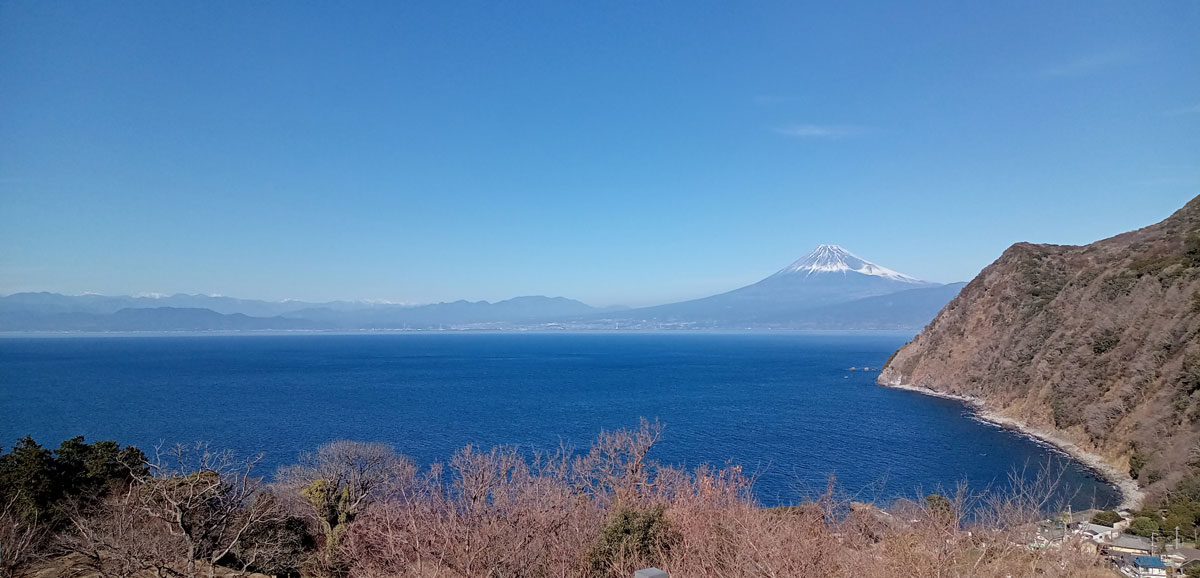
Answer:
[878,379,1144,511]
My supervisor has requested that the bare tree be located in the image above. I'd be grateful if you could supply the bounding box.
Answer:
[123,442,284,578]
[275,440,415,568]
[63,492,185,578]
[573,419,663,507]
[0,493,46,578]
[225,513,311,577]
[343,445,601,578]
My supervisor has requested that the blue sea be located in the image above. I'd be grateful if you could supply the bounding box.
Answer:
[0,332,1119,509]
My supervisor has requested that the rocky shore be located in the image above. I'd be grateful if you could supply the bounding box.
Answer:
[878,376,1144,510]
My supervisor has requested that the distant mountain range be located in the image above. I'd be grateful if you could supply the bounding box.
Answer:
[0,292,412,318]
[0,307,318,332]
[0,245,963,332]
[0,295,599,332]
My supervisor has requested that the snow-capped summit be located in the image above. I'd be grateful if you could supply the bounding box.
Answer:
[621,243,947,326]
[772,244,922,283]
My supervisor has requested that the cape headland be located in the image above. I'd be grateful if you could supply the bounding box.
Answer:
[880,194,1200,510]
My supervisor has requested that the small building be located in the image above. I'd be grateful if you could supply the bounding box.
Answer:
[1124,556,1167,578]
[1162,553,1188,576]
[1079,522,1120,543]
[1032,525,1068,549]
[1113,554,1167,577]
[1159,547,1200,576]
[1105,534,1154,557]
[1165,545,1200,565]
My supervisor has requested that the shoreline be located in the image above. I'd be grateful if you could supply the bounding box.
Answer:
[879,379,1144,511]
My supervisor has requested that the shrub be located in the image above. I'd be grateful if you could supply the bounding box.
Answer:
[924,493,954,518]
[585,505,676,578]
[1091,510,1123,527]
[1099,273,1138,300]
[1183,353,1200,395]
[1130,447,1148,480]
[1129,255,1179,278]
[1186,231,1200,268]
[1019,260,1067,314]
[1092,329,1121,355]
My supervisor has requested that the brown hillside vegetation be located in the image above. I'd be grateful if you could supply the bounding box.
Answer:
[341,439,1114,578]
[6,424,1119,578]
[880,194,1200,501]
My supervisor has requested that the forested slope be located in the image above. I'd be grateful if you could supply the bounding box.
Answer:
[881,195,1200,498]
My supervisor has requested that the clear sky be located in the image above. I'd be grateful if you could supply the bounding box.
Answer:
[1,1,1197,307]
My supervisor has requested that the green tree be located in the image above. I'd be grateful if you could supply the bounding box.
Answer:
[52,437,146,501]
[0,437,54,523]
[1128,516,1161,538]
[0,436,146,529]
[1164,507,1198,540]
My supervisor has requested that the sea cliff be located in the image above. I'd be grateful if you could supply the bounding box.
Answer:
[880,195,1200,506]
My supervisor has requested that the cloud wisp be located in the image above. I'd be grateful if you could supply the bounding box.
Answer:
[774,124,872,140]
[753,95,804,106]
[1164,102,1200,116]
[1130,176,1200,188]
[1040,49,1135,77]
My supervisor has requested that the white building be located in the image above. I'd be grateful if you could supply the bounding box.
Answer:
[1118,555,1167,578]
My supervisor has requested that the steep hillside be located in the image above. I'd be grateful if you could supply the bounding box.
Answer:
[880,195,1200,499]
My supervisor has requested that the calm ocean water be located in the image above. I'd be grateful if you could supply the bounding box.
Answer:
[0,332,1119,509]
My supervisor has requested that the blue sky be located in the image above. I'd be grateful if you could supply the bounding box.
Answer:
[1,1,1197,307]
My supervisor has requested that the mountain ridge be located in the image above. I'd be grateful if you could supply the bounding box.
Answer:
[0,295,597,331]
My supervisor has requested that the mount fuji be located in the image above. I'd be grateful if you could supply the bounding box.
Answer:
[615,245,961,328]
[772,244,922,282]
[735,244,935,304]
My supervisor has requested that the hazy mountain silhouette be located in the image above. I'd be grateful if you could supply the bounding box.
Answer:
[0,247,961,331]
